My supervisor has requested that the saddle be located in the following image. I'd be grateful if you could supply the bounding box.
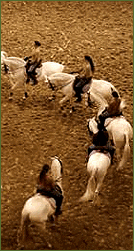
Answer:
[73,76,92,93]
[25,58,42,75]
[36,184,62,198]
[88,146,114,161]
[37,193,56,209]
[29,59,42,73]
[89,149,112,161]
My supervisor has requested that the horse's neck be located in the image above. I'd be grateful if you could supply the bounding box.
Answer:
[5,58,25,70]
[51,158,63,191]
[52,171,63,191]
[8,57,25,63]
[56,180,63,191]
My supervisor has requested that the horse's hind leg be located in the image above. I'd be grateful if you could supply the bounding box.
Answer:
[36,222,52,249]
[17,214,30,250]
[93,174,106,206]
[79,176,96,202]
[115,147,121,163]
[95,174,105,195]
[117,138,130,171]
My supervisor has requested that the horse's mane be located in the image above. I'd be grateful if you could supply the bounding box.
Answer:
[4,57,25,66]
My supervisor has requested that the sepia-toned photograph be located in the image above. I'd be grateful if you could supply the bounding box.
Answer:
[1,1,133,250]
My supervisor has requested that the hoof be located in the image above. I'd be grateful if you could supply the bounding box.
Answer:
[23,92,28,99]
[48,215,55,222]
[79,193,94,202]
[48,96,55,101]
[17,245,25,250]
[25,92,28,98]
[79,196,88,202]
[62,112,67,117]
[116,161,124,171]
[9,92,13,100]
[72,106,75,112]
[117,165,123,171]
[47,242,52,249]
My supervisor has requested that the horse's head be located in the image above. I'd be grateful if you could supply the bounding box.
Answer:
[1,51,7,69]
[50,156,63,184]
[1,54,9,73]
[87,119,93,136]
[1,51,8,61]
[87,117,99,135]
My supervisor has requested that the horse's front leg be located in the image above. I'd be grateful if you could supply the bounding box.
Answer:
[7,74,15,100]
[23,81,28,100]
[9,78,17,100]
[69,96,75,113]
[87,91,94,106]
[83,93,89,108]
[36,222,52,249]
[59,95,69,109]
[93,176,105,206]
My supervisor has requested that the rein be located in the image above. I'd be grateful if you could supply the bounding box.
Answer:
[55,176,62,183]
[52,81,71,91]
[48,77,74,91]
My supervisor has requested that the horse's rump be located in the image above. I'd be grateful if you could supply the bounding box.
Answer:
[48,73,75,88]
[89,150,111,162]
[42,62,64,77]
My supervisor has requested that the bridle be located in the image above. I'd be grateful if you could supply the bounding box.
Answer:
[2,63,26,75]
[55,176,62,183]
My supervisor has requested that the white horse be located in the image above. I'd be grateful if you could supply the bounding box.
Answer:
[79,151,111,202]
[88,116,133,170]
[47,72,120,110]
[17,156,63,249]
[1,51,64,99]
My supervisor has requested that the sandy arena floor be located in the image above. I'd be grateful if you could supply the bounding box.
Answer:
[1,1,133,250]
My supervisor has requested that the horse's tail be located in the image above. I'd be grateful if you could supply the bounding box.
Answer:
[85,55,95,74]
[118,133,131,169]
[89,171,97,193]
[17,209,30,248]
[79,168,97,202]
